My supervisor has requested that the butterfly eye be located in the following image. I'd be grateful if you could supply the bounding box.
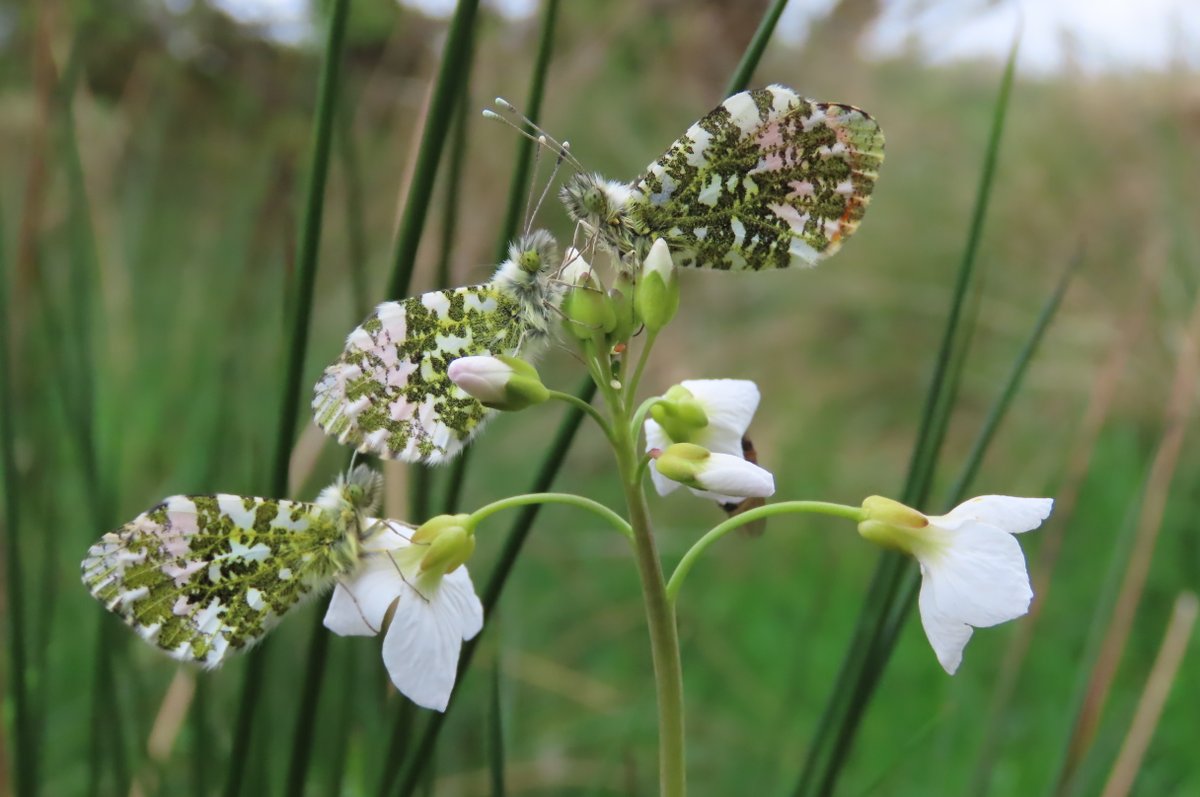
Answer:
[517,249,541,273]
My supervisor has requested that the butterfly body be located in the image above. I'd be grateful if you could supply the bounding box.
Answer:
[561,85,884,271]
[81,466,382,667]
[313,230,562,463]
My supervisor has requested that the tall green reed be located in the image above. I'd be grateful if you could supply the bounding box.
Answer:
[222,1,351,794]
[793,38,1021,797]
[0,200,35,797]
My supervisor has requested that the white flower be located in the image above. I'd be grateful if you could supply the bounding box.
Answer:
[858,495,1053,674]
[324,520,483,711]
[645,379,762,501]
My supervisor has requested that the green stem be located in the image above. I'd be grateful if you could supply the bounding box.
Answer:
[468,492,632,539]
[597,371,685,797]
[547,388,611,440]
[667,502,863,603]
[626,329,658,401]
[630,395,662,437]
[385,0,481,300]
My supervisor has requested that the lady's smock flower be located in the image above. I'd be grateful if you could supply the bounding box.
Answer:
[858,495,1053,674]
[645,379,766,501]
[324,516,483,711]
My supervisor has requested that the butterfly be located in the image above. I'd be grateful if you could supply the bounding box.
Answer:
[81,465,388,667]
[559,84,884,271]
[312,230,566,464]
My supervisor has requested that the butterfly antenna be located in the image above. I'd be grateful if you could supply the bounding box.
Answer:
[528,140,570,229]
[484,98,584,170]
[521,136,545,238]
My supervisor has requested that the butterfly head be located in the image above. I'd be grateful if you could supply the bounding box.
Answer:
[560,173,637,250]
[319,464,383,517]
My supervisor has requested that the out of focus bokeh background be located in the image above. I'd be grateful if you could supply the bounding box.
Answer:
[2,1,1198,795]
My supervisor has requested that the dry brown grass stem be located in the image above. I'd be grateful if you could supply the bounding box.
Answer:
[126,669,197,797]
[971,239,1163,796]
[1098,592,1198,797]
[1064,281,1200,779]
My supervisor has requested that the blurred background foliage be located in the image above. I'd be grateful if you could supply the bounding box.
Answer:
[1,0,1198,795]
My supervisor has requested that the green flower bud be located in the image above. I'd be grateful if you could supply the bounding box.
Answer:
[562,272,617,340]
[652,442,710,485]
[636,238,679,333]
[609,270,639,343]
[649,385,709,443]
[419,525,476,576]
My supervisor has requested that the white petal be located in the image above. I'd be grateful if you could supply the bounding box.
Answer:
[323,551,407,637]
[918,574,974,674]
[381,586,466,712]
[918,524,1033,630]
[935,496,1053,534]
[323,583,379,636]
[439,566,484,641]
[682,379,759,454]
[694,452,775,498]
[644,419,681,496]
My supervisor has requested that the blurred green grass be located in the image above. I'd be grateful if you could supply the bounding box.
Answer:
[2,1,1199,795]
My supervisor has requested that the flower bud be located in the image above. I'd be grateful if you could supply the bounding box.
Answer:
[411,513,473,546]
[609,270,639,343]
[636,238,679,333]
[447,355,549,411]
[649,385,709,443]
[562,269,617,341]
[419,525,476,576]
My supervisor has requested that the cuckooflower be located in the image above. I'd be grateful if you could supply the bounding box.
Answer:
[324,516,483,711]
[447,355,549,411]
[858,495,1053,674]
[645,379,763,501]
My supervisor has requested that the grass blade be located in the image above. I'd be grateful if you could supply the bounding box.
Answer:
[221,1,352,794]
[724,0,789,96]
[437,0,561,518]
[1051,285,1200,795]
[487,661,506,797]
[793,36,1020,797]
[0,200,36,797]
[1098,592,1198,797]
[384,0,481,301]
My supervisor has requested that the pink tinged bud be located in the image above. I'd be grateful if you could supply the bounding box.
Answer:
[447,355,548,411]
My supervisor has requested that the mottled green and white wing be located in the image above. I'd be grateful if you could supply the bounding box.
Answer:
[629,85,884,271]
[312,285,525,464]
[82,495,352,667]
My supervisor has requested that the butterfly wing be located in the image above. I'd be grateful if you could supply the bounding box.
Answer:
[312,284,525,464]
[629,85,884,271]
[82,495,350,667]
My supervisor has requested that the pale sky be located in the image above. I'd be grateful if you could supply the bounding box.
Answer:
[200,0,1200,73]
